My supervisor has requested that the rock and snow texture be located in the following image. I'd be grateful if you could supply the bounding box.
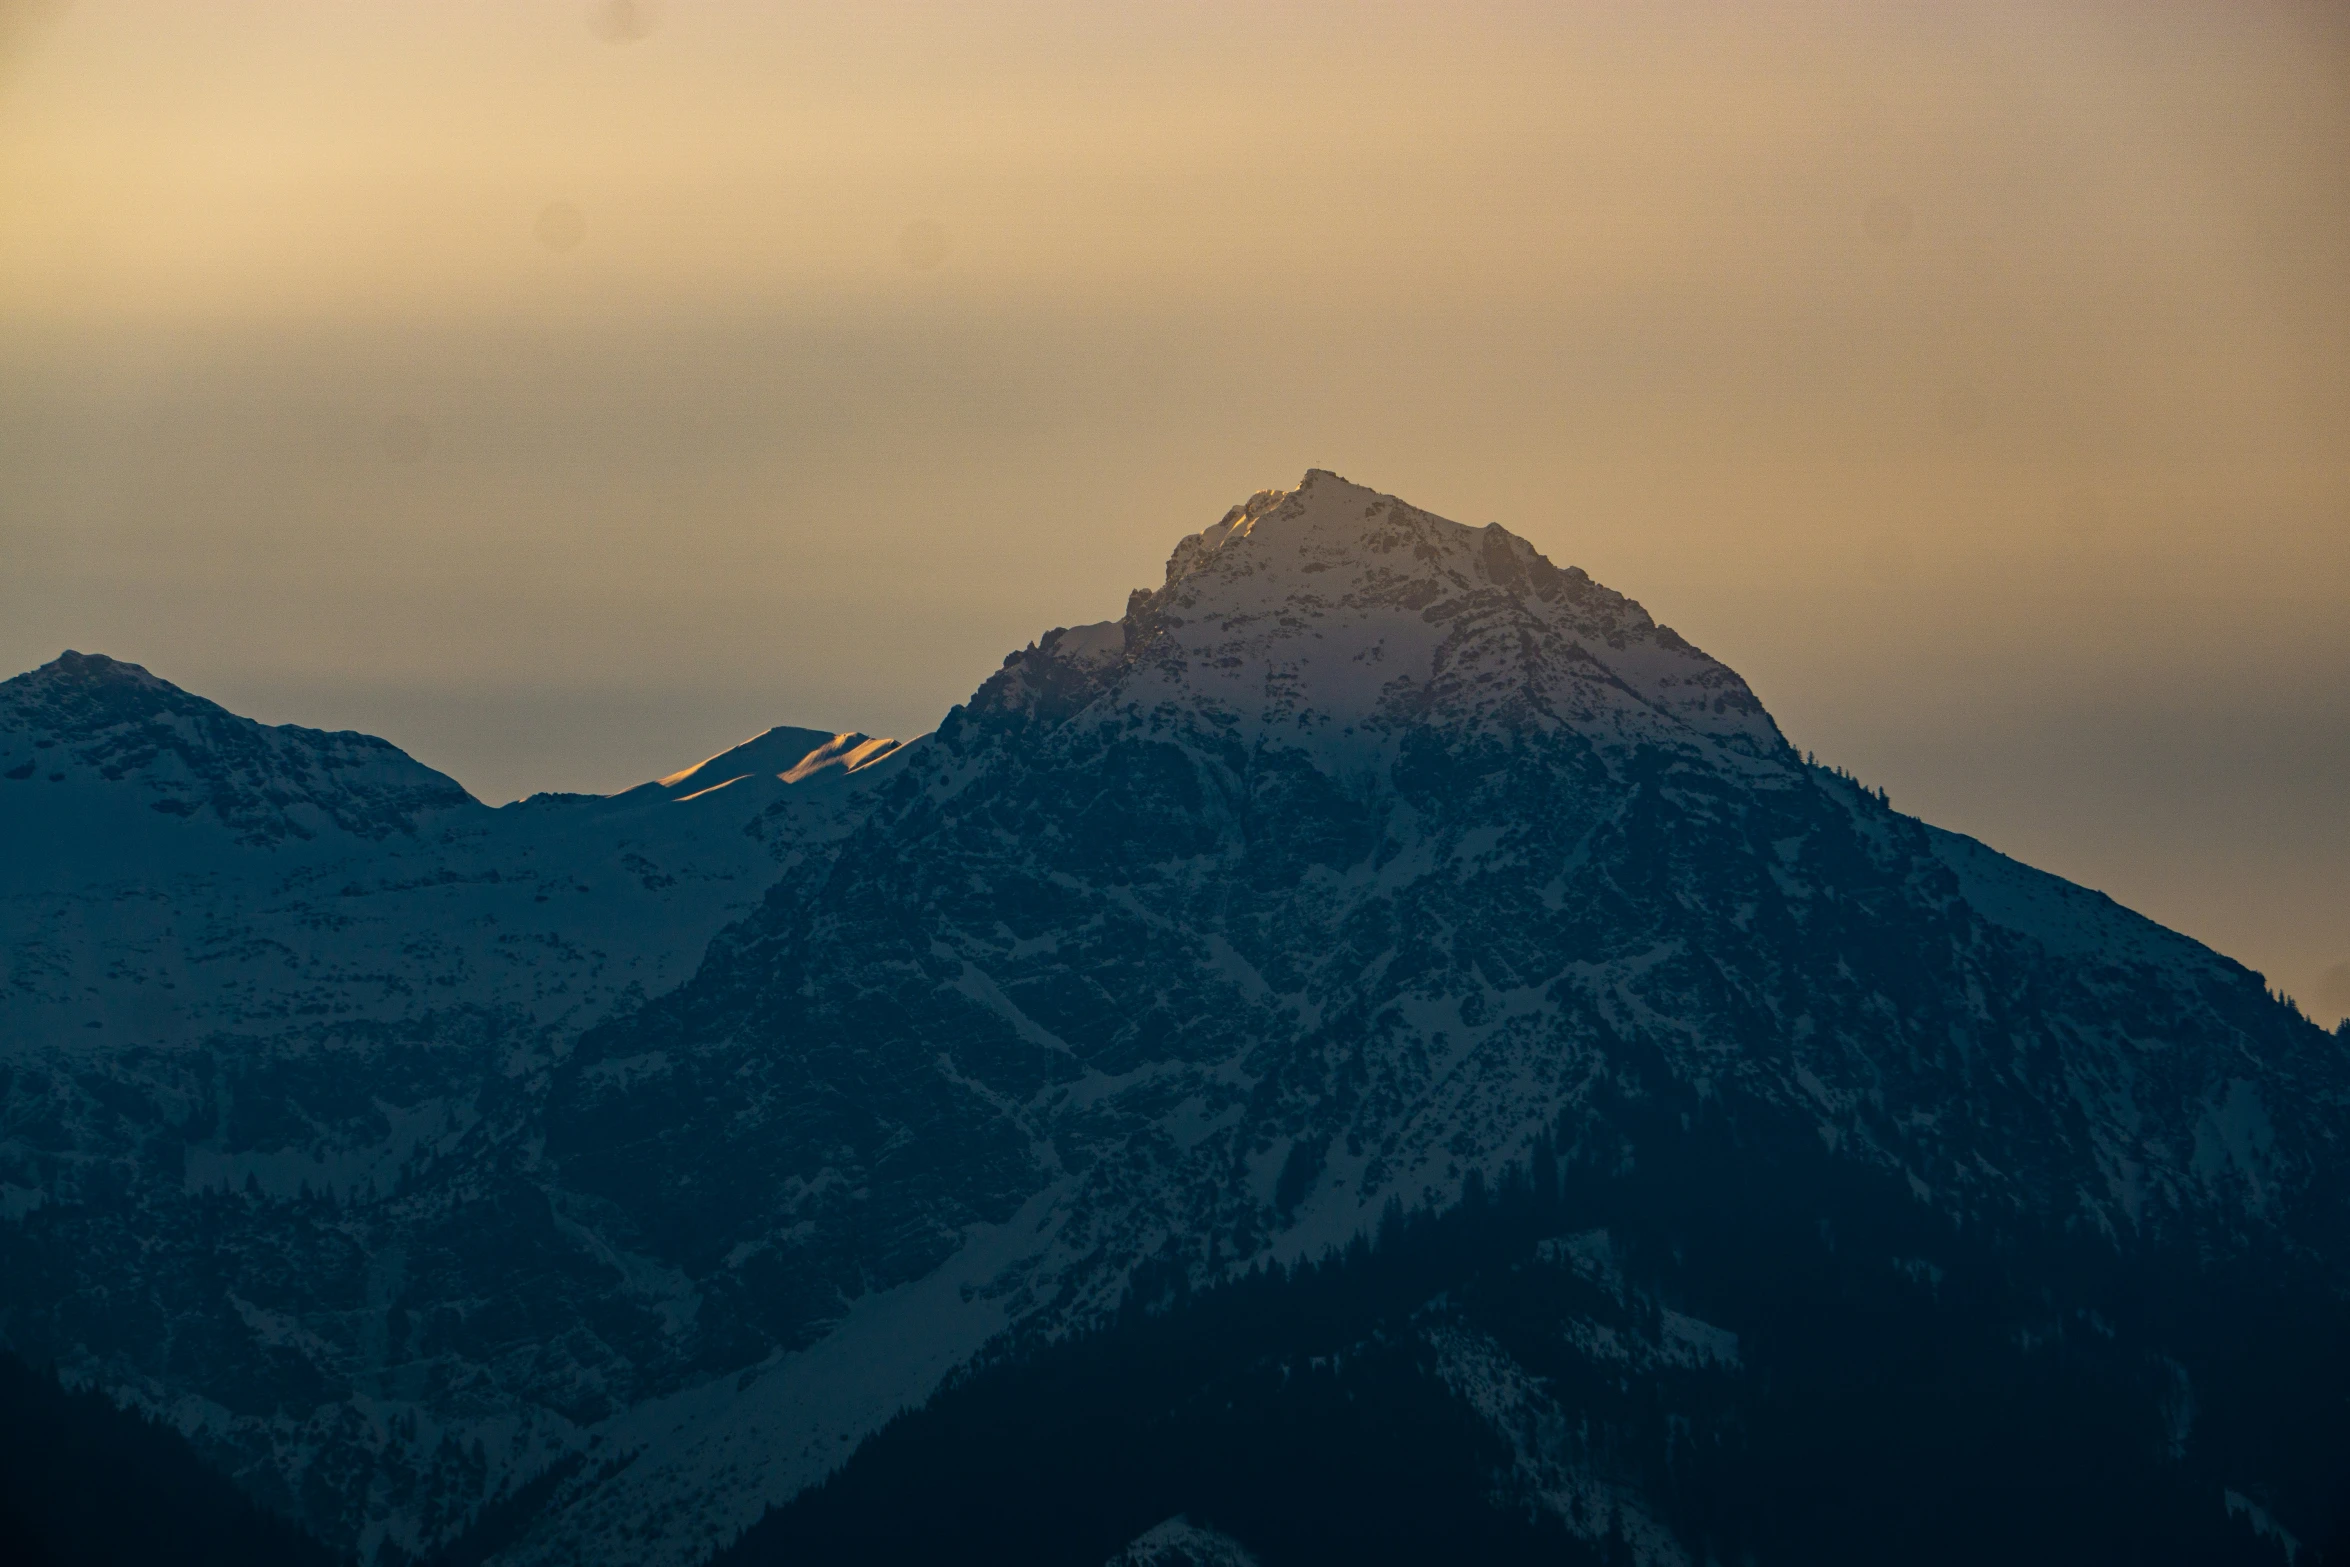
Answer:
[657,726,904,800]
[0,656,911,1055]
[1104,1516,1263,1567]
[1121,474,1784,759]
[1430,1325,1692,1567]
[0,654,910,1560]
[1,472,2343,1565]
[1,651,474,856]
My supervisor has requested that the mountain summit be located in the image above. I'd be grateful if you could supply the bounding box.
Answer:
[1,651,475,850]
[3,474,2345,1566]
[985,470,1779,762]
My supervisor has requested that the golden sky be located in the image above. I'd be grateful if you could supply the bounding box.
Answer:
[1,0,2345,1017]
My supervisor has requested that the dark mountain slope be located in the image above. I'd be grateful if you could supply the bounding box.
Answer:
[720,1088,2343,1567]
[0,1347,341,1567]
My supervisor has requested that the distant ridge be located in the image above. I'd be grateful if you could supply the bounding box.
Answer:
[657,726,906,800]
[0,650,476,844]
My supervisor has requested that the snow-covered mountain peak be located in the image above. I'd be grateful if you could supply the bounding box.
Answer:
[979,471,1787,765]
[657,726,842,795]
[654,726,910,805]
[0,651,475,849]
[19,649,173,696]
[1156,469,1605,609]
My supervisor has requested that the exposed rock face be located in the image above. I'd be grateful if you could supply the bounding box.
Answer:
[2,473,2341,1564]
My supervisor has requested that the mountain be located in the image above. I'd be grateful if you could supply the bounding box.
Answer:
[0,653,911,1051]
[4,472,2346,1564]
[532,470,2350,1563]
[0,655,910,1562]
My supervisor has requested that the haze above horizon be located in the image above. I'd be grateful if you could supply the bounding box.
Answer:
[1,0,2343,1017]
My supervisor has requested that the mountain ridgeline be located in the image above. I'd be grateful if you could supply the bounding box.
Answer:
[2,471,2345,1565]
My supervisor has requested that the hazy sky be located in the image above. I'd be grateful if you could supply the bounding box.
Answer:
[2,1,2345,1020]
